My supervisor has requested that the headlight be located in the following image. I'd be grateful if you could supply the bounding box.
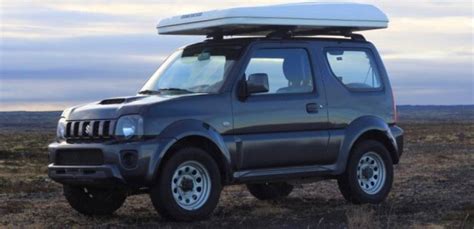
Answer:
[115,115,144,140]
[56,118,66,139]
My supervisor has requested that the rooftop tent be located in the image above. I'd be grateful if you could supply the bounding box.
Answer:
[157,2,389,37]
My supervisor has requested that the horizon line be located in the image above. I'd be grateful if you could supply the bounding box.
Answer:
[1,104,473,113]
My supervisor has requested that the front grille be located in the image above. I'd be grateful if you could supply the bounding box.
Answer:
[65,120,115,143]
[55,149,104,165]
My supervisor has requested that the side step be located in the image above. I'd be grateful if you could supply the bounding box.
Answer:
[233,164,336,183]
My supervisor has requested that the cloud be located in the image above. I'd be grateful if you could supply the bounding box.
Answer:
[394,87,473,105]
[1,20,151,39]
[1,77,146,103]
[0,0,473,110]
[1,34,199,74]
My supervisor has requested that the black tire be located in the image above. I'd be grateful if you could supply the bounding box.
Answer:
[150,147,222,221]
[63,185,127,215]
[246,182,293,200]
[337,140,393,204]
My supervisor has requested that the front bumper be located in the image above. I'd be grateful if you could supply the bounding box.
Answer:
[48,139,172,187]
[48,164,125,186]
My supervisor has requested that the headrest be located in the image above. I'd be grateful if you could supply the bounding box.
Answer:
[283,57,306,83]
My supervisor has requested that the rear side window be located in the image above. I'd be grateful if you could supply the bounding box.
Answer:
[326,49,382,90]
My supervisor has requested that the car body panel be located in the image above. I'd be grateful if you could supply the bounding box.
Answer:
[230,41,331,170]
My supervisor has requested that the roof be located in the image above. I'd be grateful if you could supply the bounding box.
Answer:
[157,2,389,37]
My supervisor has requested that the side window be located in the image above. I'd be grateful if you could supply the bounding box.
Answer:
[245,48,313,94]
[326,49,382,90]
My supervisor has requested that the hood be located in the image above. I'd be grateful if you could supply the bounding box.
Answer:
[63,94,188,120]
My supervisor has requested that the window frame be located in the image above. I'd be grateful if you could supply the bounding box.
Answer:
[241,47,318,97]
[324,47,385,93]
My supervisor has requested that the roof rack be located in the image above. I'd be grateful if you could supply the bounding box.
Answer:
[263,27,366,41]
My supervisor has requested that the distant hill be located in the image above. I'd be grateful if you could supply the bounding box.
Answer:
[397,105,474,123]
[0,111,62,132]
[0,105,472,132]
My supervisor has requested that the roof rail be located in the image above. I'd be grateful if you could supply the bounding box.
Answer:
[206,33,223,40]
[265,27,296,39]
[348,34,366,41]
[264,29,366,41]
[203,27,367,41]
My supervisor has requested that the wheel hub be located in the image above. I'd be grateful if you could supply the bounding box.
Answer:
[179,177,194,192]
[356,152,386,195]
[362,167,374,179]
[171,161,211,210]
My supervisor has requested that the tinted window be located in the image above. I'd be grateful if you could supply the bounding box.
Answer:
[245,48,313,94]
[326,49,382,89]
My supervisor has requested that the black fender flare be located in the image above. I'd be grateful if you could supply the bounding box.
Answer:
[145,119,232,184]
[334,116,399,174]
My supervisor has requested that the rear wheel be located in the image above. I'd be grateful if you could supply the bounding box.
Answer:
[246,182,294,200]
[150,147,221,221]
[337,140,393,204]
[63,185,126,215]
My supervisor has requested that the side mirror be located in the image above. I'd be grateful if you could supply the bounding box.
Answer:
[247,73,269,94]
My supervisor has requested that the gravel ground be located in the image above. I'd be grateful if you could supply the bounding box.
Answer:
[0,116,473,228]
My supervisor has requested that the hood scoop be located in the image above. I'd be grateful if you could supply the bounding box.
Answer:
[100,98,126,104]
[99,96,145,105]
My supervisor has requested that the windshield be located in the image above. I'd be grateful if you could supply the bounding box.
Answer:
[140,45,242,94]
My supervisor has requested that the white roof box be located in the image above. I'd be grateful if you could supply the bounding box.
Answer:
[157,2,388,37]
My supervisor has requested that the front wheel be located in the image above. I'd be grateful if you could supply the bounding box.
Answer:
[150,147,222,221]
[337,140,393,204]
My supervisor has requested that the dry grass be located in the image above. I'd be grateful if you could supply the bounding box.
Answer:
[345,206,378,229]
[0,113,473,228]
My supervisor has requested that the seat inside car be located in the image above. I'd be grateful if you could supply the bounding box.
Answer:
[277,56,313,93]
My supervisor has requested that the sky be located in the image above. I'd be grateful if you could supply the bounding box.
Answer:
[0,0,473,111]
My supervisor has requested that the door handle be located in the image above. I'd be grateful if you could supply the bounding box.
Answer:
[306,103,319,113]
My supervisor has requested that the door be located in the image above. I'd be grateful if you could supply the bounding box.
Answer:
[232,43,330,170]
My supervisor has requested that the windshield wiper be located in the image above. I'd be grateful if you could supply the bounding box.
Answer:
[138,90,160,95]
[157,88,194,94]
[139,88,195,95]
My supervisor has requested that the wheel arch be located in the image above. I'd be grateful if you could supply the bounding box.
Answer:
[146,119,233,185]
[335,116,399,174]
[352,130,398,164]
[161,135,232,184]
